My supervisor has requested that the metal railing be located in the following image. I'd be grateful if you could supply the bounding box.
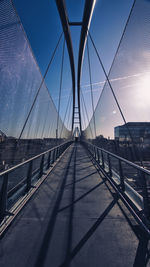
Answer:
[82,141,150,235]
[0,140,73,223]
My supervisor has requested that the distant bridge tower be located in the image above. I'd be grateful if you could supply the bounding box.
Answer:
[73,127,80,137]
[73,126,80,141]
[56,0,96,133]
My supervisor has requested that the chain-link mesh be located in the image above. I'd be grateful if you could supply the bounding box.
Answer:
[82,0,150,166]
[0,0,72,170]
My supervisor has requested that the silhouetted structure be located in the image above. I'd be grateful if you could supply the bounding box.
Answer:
[115,122,150,142]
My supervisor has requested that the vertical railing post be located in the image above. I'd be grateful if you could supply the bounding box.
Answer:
[107,154,112,177]
[90,144,92,154]
[90,145,92,154]
[57,147,60,158]
[91,145,93,156]
[63,143,66,152]
[59,146,62,156]
[93,146,95,158]
[97,148,100,163]
[52,149,56,163]
[47,151,51,170]
[140,171,149,218]
[55,147,58,159]
[89,144,91,155]
[26,161,33,192]
[101,150,105,169]
[93,146,95,157]
[61,145,64,154]
[94,146,97,160]
[118,159,125,191]
[39,154,44,179]
[0,173,8,222]
[64,144,66,151]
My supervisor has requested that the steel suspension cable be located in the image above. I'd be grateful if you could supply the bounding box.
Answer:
[56,37,65,140]
[81,0,136,139]
[86,0,136,114]
[88,31,143,164]
[67,96,73,130]
[41,103,50,139]
[83,0,138,156]
[88,32,128,129]
[18,32,63,140]
[80,92,87,130]
[59,92,72,139]
[48,111,55,138]
[81,90,94,139]
[87,36,97,138]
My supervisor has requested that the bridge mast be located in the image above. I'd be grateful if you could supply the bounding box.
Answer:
[55,0,76,133]
[56,0,96,134]
[77,0,96,133]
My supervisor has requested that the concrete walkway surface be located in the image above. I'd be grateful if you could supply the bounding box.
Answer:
[0,143,144,267]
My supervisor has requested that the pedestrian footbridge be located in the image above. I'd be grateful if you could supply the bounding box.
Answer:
[0,0,150,266]
[0,143,145,267]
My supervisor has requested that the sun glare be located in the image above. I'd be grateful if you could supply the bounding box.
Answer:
[135,73,150,108]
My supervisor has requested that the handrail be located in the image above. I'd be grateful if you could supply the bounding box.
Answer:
[84,141,150,176]
[0,140,73,223]
[0,140,72,177]
[82,140,150,235]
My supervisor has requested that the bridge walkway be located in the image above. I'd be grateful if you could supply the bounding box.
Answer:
[0,143,139,267]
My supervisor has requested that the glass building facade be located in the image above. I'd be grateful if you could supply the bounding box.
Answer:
[114,122,150,141]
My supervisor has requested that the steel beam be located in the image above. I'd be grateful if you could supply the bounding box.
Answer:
[69,22,82,26]
[55,0,75,132]
[77,0,96,132]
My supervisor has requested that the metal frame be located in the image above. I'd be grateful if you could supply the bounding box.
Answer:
[77,0,96,132]
[82,141,150,236]
[0,140,73,223]
[55,0,75,132]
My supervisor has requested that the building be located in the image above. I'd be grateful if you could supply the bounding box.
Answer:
[114,122,150,142]
[0,130,7,142]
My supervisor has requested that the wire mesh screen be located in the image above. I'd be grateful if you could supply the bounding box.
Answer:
[0,0,72,171]
[82,0,150,166]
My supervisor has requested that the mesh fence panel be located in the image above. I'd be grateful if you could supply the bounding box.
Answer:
[0,0,72,171]
[82,0,150,166]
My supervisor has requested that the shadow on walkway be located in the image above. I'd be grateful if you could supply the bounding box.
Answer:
[34,146,76,267]
[34,143,150,267]
[59,198,118,267]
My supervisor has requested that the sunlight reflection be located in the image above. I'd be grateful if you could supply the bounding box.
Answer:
[135,73,150,108]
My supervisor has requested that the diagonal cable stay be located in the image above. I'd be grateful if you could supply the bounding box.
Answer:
[18,32,63,140]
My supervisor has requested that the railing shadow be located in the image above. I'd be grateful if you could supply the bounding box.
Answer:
[85,142,150,267]
[33,141,150,267]
[65,171,97,187]
[119,201,150,266]
[63,143,77,265]
[133,235,149,267]
[59,198,118,267]
[58,180,105,212]
[34,146,75,267]
[33,143,107,267]
[100,165,150,267]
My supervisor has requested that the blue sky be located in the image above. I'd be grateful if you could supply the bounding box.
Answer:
[13,0,133,84]
[8,0,150,138]
[13,0,134,128]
